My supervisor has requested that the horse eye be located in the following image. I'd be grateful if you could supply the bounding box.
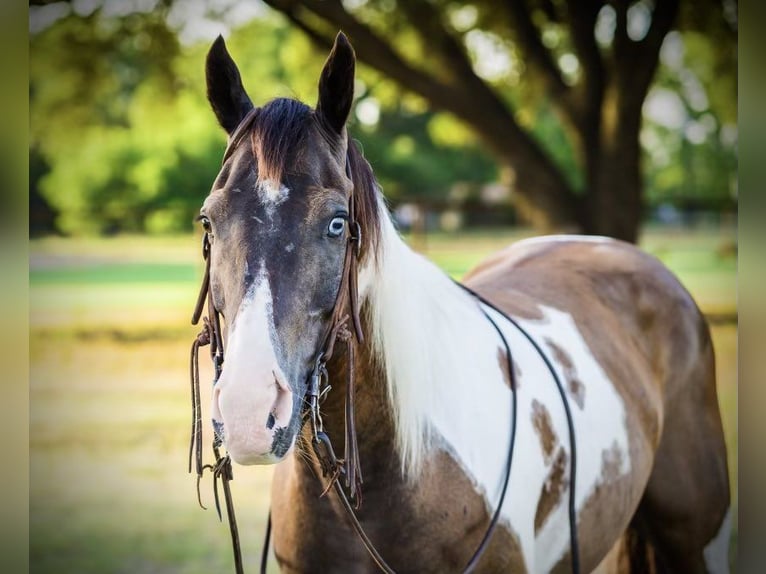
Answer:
[327,216,346,238]
[200,216,212,234]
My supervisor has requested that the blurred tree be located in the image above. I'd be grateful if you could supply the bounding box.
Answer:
[30,8,499,234]
[642,26,737,216]
[30,1,736,237]
[30,7,187,234]
[261,0,736,241]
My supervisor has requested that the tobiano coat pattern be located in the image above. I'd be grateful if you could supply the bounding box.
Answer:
[196,31,731,574]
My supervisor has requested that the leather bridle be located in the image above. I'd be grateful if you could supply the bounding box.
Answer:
[188,111,581,574]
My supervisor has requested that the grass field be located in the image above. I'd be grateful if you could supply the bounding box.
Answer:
[30,225,737,573]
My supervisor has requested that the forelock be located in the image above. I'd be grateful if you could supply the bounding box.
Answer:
[251,98,312,183]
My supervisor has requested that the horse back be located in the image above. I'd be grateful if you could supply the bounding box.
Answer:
[464,235,711,426]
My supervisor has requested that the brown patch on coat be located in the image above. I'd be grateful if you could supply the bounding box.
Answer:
[497,346,520,389]
[531,399,557,463]
[497,346,511,388]
[535,447,568,534]
[549,442,636,572]
[601,441,624,483]
[461,279,546,321]
[545,338,586,409]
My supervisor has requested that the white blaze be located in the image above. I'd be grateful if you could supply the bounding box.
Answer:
[212,269,294,464]
[257,179,290,217]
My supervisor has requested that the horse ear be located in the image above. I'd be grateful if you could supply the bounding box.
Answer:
[206,35,254,135]
[316,32,356,135]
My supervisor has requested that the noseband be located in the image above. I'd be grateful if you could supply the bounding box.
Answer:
[188,110,581,574]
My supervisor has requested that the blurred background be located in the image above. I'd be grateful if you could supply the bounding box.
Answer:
[29,0,737,572]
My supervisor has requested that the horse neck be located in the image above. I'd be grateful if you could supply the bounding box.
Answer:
[320,210,498,480]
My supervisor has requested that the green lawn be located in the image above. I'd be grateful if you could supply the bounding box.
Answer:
[30,226,737,573]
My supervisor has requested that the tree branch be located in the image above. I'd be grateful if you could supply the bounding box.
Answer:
[263,0,580,229]
[264,0,455,109]
[278,8,334,51]
[633,0,680,94]
[396,0,484,88]
[564,0,605,105]
[393,0,528,137]
[500,0,572,101]
[612,0,680,115]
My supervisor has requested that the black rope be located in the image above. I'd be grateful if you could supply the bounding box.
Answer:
[455,281,581,574]
[260,512,272,574]
[461,303,518,573]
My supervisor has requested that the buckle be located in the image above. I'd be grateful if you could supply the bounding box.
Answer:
[307,354,328,440]
[312,431,340,477]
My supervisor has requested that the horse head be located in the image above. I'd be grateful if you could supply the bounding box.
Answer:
[200,32,378,465]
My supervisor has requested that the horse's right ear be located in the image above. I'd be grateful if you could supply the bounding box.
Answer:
[206,35,254,135]
[316,32,356,135]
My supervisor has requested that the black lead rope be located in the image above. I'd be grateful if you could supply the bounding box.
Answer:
[455,281,581,574]
[461,299,518,573]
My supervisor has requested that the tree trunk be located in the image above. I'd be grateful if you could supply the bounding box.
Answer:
[465,108,582,233]
[580,85,645,243]
[586,141,643,243]
[263,0,680,243]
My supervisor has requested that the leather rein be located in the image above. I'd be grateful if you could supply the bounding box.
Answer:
[188,110,581,574]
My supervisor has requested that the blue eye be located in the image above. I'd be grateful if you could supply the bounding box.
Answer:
[327,216,346,238]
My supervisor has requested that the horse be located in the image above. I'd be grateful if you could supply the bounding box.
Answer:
[194,31,730,573]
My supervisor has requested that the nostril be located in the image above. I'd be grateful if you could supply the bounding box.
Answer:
[266,412,276,429]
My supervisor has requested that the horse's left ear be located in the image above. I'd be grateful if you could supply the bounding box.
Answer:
[316,32,356,135]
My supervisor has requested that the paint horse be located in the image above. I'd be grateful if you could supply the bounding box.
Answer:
[198,32,730,573]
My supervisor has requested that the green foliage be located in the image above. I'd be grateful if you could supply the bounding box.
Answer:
[30,4,736,236]
[643,30,737,210]
[31,10,500,235]
[31,8,200,235]
[354,108,497,201]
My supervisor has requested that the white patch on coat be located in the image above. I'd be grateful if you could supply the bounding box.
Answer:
[285,243,294,253]
[257,179,290,214]
[704,507,731,574]
[368,212,502,476]
[515,234,617,247]
[367,210,633,571]
[518,306,632,571]
[212,266,293,465]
